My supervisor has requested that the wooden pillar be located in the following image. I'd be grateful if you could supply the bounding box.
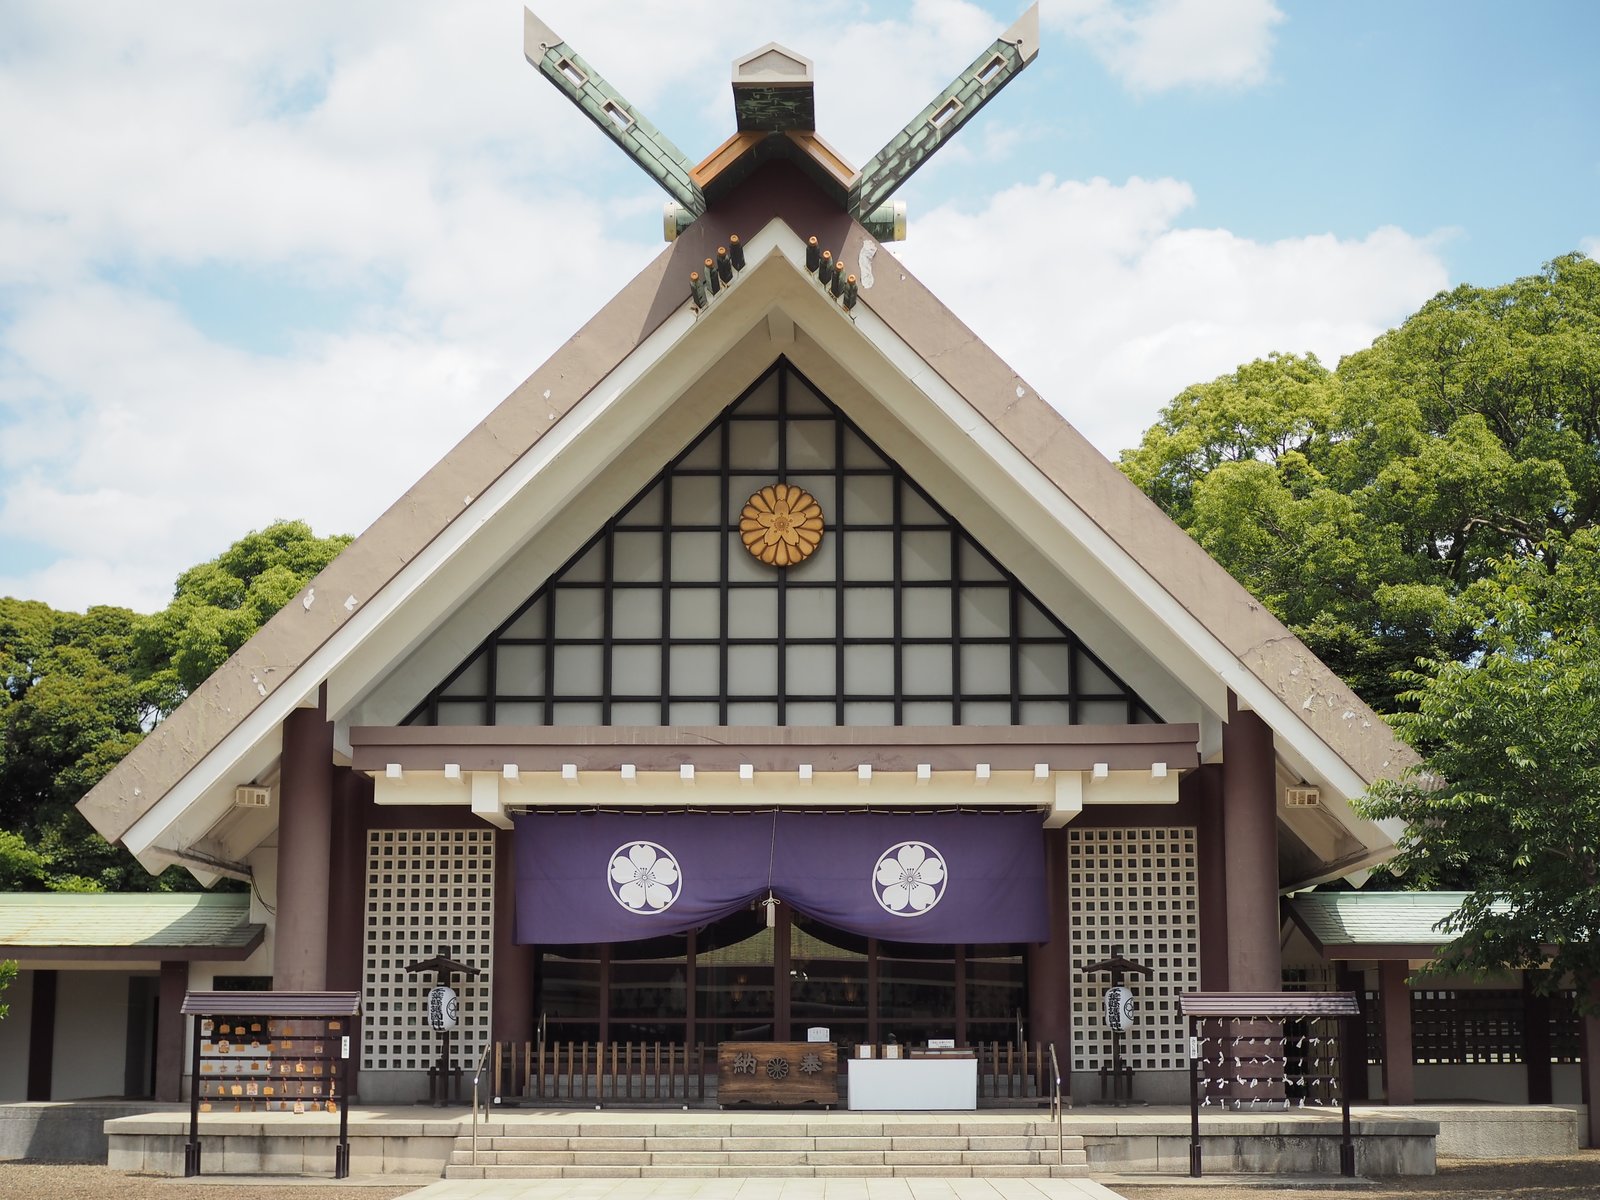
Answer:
[1027,827,1071,1053]
[1191,764,1230,991]
[1523,972,1552,1105]
[1335,962,1371,1101]
[326,768,370,992]
[26,969,57,1101]
[275,700,335,990]
[1378,960,1414,1104]
[492,828,536,1044]
[1221,694,1281,991]
[1580,987,1600,1147]
[326,768,371,1098]
[154,960,188,1102]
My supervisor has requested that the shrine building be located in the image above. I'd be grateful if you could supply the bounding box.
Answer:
[54,6,1421,1107]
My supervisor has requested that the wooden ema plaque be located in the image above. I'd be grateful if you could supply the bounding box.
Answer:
[717,1041,838,1107]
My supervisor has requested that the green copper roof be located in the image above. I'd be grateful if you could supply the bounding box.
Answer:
[1289,891,1493,949]
[0,891,262,954]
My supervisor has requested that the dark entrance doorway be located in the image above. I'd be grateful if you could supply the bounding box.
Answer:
[535,904,1027,1053]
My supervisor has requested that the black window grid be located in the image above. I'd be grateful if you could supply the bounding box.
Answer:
[405,357,1161,728]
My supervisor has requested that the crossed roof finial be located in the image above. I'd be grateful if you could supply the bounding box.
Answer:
[522,6,1039,242]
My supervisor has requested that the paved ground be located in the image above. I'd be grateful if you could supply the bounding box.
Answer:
[5,1158,1600,1200]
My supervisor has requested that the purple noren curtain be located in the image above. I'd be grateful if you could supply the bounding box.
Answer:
[514,810,1048,944]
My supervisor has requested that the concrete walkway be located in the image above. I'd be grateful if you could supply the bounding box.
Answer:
[397,1179,1128,1200]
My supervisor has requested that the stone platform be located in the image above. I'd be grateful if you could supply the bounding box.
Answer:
[97,1105,1447,1179]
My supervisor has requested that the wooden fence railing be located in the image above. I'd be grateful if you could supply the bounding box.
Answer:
[494,1040,706,1103]
[490,1038,1052,1105]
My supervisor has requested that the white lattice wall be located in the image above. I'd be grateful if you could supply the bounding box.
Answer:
[362,828,495,1071]
[1068,826,1199,1072]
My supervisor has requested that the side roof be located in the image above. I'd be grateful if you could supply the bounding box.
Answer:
[1287,891,1497,960]
[77,165,1416,861]
[0,892,264,961]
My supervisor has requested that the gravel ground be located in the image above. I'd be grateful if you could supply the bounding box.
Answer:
[0,1162,417,1198]
[4,1157,1599,1199]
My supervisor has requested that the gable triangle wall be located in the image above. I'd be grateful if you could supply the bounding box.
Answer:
[396,358,1161,730]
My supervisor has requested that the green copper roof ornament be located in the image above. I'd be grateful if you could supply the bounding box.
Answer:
[521,5,1039,242]
[847,4,1040,223]
[521,9,706,218]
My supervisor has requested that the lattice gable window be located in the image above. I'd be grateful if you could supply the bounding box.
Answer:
[404,358,1160,728]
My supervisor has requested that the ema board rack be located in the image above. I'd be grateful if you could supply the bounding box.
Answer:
[180,991,360,1178]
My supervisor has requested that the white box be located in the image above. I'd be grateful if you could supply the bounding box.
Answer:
[807,1027,829,1042]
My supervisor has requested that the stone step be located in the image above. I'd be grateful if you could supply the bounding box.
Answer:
[443,1161,1094,1181]
[453,1131,1082,1151]
[450,1148,1090,1168]
[439,1120,1090,1179]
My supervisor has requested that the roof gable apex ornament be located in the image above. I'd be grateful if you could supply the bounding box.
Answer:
[520,5,1039,244]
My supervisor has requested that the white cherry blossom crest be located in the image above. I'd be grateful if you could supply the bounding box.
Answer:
[873,840,947,917]
[607,841,682,913]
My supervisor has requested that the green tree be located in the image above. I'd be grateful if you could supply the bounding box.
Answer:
[0,520,350,892]
[0,959,15,1021]
[1120,252,1600,712]
[1358,530,1600,1007]
[135,519,351,713]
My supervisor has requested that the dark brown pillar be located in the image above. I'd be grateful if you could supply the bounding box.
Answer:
[1027,827,1071,1054]
[492,828,535,1044]
[26,970,56,1101]
[1191,765,1230,991]
[1580,986,1600,1147]
[154,960,188,1102]
[326,768,371,992]
[1335,962,1371,1102]
[1523,972,1552,1104]
[1378,960,1414,1104]
[1221,694,1281,992]
[327,769,371,1098]
[275,701,335,990]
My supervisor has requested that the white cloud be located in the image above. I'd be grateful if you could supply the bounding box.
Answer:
[897,175,1450,455]
[0,2,1440,614]
[1050,0,1285,92]
[1581,236,1600,259]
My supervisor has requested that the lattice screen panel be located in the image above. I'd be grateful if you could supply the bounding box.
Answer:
[362,828,494,1071]
[1068,826,1199,1072]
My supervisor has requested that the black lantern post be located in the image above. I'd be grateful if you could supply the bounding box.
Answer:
[405,945,483,1107]
[1080,945,1153,1105]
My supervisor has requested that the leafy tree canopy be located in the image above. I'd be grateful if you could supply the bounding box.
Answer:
[1120,252,1600,712]
[1358,530,1600,1007]
[1125,251,1600,997]
[0,519,349,892]
[135,519,351,711]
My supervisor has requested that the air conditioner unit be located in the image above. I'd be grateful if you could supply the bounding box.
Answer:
[1285,785,1321,809]
[234,785,272,809]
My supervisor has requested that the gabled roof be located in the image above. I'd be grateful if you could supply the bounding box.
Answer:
[77,159,1416,884]
[0,892,264,961]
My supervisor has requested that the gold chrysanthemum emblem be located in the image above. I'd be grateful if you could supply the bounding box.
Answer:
[739,483,824,567]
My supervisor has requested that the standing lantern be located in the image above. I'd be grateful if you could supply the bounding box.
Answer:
[406,947,483,1107]
[1080,946,1152,1105]
[1103,984,1134,1032]
[428,985,460,1030]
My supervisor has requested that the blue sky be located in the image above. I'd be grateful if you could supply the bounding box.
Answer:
[0,0,1595,613]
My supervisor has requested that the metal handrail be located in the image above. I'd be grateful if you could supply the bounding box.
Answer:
[470,1041,495,1168]
[1047,1042,1064,1164]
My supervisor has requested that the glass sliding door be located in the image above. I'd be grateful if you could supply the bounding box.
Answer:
[790,915,869,1049]
[609,932,689,1043]
[534,910,1029,1054]
[694,908,775,1044]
